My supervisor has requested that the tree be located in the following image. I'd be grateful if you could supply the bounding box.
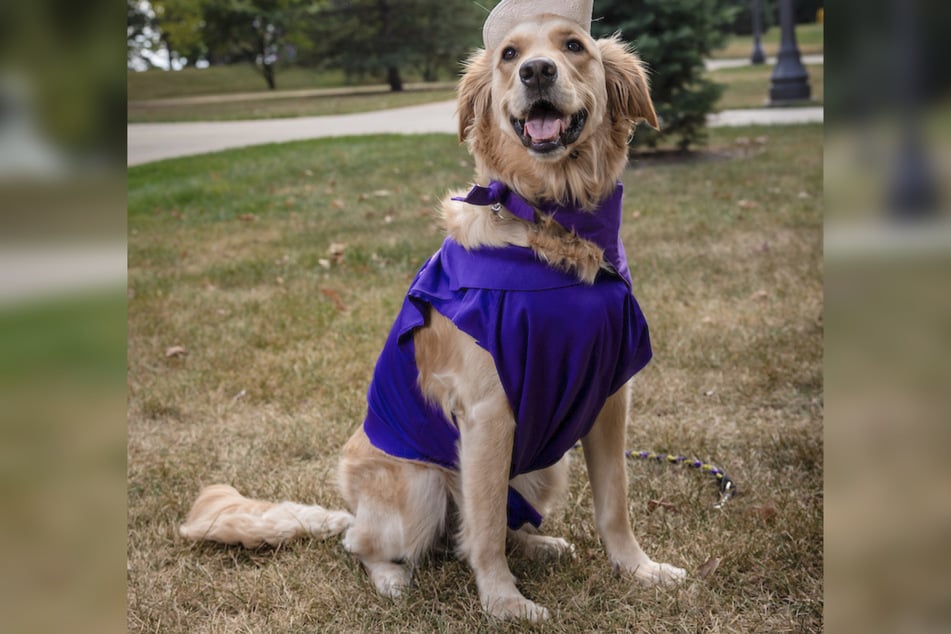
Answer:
[128,0,156,67]
[202,0,307,89]
[306,0,483,91]
[722,0,775,35]
[593,0,737,150]
[152,0,208,68]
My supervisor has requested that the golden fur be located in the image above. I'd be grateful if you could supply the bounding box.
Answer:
[181,16,683,622]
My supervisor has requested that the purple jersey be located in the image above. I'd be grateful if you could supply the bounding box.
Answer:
[362,184,651,529]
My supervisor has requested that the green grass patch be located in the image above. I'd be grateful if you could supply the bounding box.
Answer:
[128,126,822,632]
[713,63,823,109]
[128,65,353,101]
[713,22,823,59]
[127,86,456,123]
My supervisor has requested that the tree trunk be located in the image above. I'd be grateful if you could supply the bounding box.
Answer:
[387,66,403,92]
[262,62,276,90]
[163,37,173,71]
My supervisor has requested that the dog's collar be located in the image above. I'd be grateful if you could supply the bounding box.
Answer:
[452,180,632,286]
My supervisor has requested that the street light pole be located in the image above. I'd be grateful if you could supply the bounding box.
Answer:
[750,0,766,65]
[768,0,811,104]
[887,0,937,217]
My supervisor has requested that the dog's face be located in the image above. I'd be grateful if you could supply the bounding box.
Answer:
[492,16,607,160]
[458,16,657,207]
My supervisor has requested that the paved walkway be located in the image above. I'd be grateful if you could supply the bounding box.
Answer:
[128,101,822,166]
[705,54,823,71]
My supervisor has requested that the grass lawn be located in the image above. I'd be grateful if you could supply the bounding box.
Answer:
[713,63,823,110]
[127,86,457,123]
[129,66,357,101]
[128,125,822,632]
[712,22,823,59]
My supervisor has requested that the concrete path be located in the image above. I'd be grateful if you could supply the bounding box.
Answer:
[705,54,823,71]
[128,100,822,166]
[128,100,461,166]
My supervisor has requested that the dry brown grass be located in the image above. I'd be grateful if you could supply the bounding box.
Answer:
[128,126,822,632]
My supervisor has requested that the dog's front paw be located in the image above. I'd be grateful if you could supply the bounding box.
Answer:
[482,593,550,622]
[625,559,687,586]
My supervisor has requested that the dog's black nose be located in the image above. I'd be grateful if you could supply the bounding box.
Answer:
[519,57,557,90]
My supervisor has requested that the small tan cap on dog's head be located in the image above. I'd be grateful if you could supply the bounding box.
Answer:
[482,0,595,51]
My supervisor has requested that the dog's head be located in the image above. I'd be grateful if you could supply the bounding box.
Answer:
[458,14,657,208]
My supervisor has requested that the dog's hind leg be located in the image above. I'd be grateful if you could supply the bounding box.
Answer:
[338,429,448,598]
[581,381,686,586]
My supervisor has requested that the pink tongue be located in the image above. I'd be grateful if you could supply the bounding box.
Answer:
[525,113,563,141]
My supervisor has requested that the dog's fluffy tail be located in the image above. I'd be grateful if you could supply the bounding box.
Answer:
[179,484,353,548]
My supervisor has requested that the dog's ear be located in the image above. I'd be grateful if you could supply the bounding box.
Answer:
[598,36,658,130]
[457,49,494,142]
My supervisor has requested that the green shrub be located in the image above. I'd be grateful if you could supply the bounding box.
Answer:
[594,0,738,150]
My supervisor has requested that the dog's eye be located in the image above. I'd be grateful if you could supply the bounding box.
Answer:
[566,39,584,53]
[501,46,517,61]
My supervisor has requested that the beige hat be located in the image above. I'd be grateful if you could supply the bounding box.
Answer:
[482,0,594,51]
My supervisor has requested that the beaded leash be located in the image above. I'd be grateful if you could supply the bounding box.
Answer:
[573,444,736,508]
[626,450,737,509]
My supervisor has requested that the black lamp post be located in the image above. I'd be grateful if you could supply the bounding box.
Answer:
[750,0,766,65]
[768,0,811,104]
[887,0,938,217]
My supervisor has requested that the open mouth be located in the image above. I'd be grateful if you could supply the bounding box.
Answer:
[510,101,588,154]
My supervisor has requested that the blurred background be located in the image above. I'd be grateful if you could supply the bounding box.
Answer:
[1,1,127,633]
[0,0,949,631]
[824,1,951,633]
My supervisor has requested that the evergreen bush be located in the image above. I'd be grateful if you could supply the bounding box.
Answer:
[594,0,738,150]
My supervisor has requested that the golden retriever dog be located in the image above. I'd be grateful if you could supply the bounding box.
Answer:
[181,0,686,622]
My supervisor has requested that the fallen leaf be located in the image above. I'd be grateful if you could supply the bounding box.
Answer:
[696,556,721,580]
[737,199,759,209]
[752,504,779,522]
[751,289,769,301]
[321,288,346,312]
[238,214,257,222]
[331,199,345,209]
[328,243,346,263]
[165,345,187,358]
[647,499,677,513]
